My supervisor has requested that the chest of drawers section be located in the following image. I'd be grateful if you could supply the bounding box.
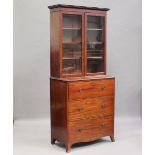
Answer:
[50,77,115,152]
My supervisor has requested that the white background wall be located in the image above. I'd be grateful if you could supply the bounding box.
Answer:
[14,0,141,119]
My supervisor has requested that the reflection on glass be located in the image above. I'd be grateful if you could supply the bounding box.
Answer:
[87,16,104,29]
[87,59,103,73]
[63,15,81,28]
[63,30,81,43]
[62,14,82,76]
[87,30,103,42]
[87,15,105,73]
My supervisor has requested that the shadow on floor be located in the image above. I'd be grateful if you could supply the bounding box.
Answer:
[55,138,111,151]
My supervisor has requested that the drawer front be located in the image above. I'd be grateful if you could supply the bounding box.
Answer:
[68,79,114,100]
[68,96,114,122]
[68,118,113,142]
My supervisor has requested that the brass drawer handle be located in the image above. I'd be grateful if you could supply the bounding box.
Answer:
[101,86,107,90]
[78,88,83,93]
[78,128,84,132]
[101,104,107,109]
[77,107,83,112]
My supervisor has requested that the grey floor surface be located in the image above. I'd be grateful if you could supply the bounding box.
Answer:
[13,117,142,155]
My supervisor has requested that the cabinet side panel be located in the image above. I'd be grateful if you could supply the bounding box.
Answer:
[50,11,60,77]
[104,13,107,74]
[50,79,68,143]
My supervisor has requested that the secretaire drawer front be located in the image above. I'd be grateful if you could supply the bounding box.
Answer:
[68,79,114,100]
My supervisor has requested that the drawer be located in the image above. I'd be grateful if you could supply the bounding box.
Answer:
[68,96,114,122]
[68,118,113,142]
[68,79,114,100]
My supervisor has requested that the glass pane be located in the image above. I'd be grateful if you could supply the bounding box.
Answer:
[87,16,104,29]
[87,15,105,73]
[62,14,82,76]
[63,29,81,43]
[63,14,81,28]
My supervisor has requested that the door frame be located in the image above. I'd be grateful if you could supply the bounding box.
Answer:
[84,12,107,76]
[60,11,85,77]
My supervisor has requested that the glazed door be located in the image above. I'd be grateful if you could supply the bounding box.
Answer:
[61,12,84,77]
[85,13,106,75]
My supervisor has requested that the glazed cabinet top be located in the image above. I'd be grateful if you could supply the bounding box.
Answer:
[49,4,109,78]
